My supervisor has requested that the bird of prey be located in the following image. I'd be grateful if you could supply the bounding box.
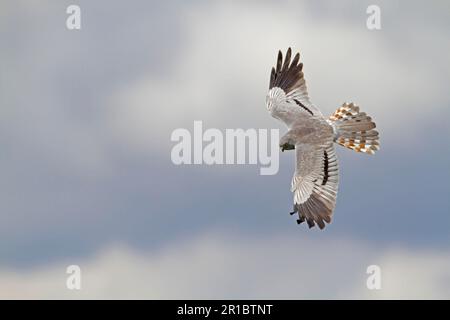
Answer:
[266,48,379,229]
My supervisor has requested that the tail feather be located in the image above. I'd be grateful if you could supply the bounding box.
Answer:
[328,102,380,154]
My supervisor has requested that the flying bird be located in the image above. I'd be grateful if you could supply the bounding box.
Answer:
[266,48,379,229]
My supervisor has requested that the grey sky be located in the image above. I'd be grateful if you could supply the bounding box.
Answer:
[0,0,449,298]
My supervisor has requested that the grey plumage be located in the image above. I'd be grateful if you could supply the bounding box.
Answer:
[266,48,380,229]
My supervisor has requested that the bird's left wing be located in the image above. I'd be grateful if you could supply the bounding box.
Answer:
[290,143,339,229]
[268,48,323,117]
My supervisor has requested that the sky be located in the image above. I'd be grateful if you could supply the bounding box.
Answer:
[0,0,449,299]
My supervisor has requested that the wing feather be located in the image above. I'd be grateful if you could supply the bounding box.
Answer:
[267,48,323,118]
[291,143,339,229]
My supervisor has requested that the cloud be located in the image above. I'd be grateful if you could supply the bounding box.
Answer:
[1,232,449,299]
[107,0,450,152]
[1,0,450,277]
[347,248,450,299]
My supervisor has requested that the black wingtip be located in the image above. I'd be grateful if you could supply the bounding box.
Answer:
[292,53,300,67]
[269,48,304,92]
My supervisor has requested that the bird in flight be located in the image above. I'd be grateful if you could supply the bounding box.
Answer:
[266,48,379,229]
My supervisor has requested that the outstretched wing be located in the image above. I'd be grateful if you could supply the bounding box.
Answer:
[268,48,323,117]
[290,143,339,229]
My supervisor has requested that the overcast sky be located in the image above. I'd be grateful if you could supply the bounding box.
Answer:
[0,0,449,299]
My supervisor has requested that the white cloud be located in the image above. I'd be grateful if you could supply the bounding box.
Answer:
[347,248,450,299]
[1,232,449,299]
[106,1,450,152]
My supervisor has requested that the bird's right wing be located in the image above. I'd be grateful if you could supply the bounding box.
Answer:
[268,48,323,117]
[290,143,339,229]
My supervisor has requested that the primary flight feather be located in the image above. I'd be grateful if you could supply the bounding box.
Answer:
[266,48,379,229]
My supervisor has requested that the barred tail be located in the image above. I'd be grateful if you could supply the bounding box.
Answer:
[328,102,380,154]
